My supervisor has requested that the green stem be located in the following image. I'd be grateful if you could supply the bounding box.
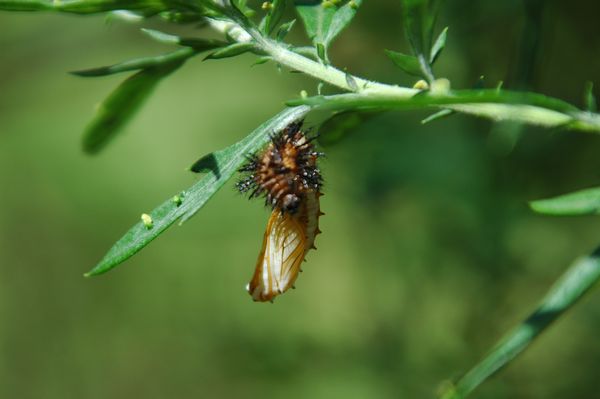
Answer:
[287,91,600,133]
[440,246,600,399]
[208,19,416,97]
[261,37,415,96]
[209,18,600,133]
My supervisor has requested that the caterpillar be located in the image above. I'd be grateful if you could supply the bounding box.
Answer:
[237,121,323,302]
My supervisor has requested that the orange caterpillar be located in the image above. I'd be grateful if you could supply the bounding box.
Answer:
[237,121,323,302]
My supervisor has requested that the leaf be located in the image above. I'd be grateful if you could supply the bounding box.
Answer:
[0,0,220,15]
[430,26,448,64]
[530,187,600,216]
[384,50,424,78]
[400,0,441,81]
[232,0,255,17]
[141,28,227,50]
[0,0,52,11]
[584,81,597,112]
[108,10,145,22]
[219,0,254,26]
[82,62,182,153]
[259,0,286,35]
[60,0,167,14]
[401,0,440,57]
[276,19,296,41]
[60,0,166,14]
[295,0,363,54]
[421,108,453,124]
[158,9,205,23]
[316,42,327,63]
[252,56,272,66]
[73,28,227,77]
[71,47,196,77]
[204,42,256,60]
[440,246,600,399]
[85,106,311,276]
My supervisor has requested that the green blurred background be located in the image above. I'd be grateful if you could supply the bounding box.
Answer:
[2,1,600,398]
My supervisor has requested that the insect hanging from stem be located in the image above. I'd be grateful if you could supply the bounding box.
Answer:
[237,121,324,302]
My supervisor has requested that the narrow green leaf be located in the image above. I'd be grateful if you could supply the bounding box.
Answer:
[158,9,206,23]
[252,56,272,66]
[142,29,227,50]
[440,246,600,399]
[316,42,327,63]
[0,0,221,15]
[384,49,424,78]
[232,0,255,17]
[295,0,363,54]
[421,108,453,124]
[72,30,225,77]
[401,0,440,57]
[60,0,165,14]
[204,42,256,60]
[276,19,296,41]
[322,0,362,45]
[530,187,600,216]
[108,10,145,22]
[430,26,448,64]
[0,0,52,11]
[71,47,195,77]
[85,106,310,276]
[400,0,440,81]
[219,0,254,26]
[140,28,181,45]
[584,81,597,112]
[83,62,182,153]
[260,0,286,35]
[61,0,166,14]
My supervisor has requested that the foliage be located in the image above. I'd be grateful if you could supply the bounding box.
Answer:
[2,0,600,397]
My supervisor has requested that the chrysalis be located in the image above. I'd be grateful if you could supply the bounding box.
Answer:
[237,121,323,302]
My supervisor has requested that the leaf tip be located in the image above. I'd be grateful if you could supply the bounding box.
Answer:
[83,267,102,277]
[528,200,542,212]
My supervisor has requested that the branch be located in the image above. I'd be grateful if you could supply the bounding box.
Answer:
[287,90,600,133]
[208,17,600,134]
[208,18,415,96]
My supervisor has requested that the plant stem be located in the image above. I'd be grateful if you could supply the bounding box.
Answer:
[208,18,417,96]
[208,18,600,133]
[287,91,600,132]
[261,38,416,97]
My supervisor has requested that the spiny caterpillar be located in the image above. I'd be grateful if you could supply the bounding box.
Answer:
[237,121,323,302]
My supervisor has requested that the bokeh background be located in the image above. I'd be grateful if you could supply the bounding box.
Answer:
[2,1,600,398]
